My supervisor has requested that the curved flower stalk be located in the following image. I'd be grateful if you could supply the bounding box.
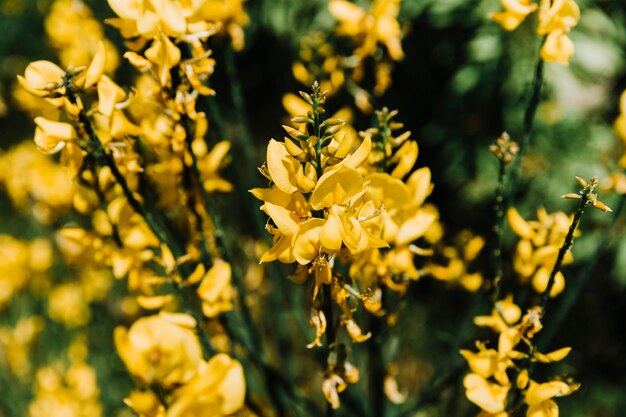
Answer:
[490,0,581,65]
[291,0,406,113]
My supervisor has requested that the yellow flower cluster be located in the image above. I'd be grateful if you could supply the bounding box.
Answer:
[16,2,249,415]
[0,235,52,309]
[490,0,581,65]
[0,316,43,378]
[255,86,437,302]
[45,0,120,73]
[461,296,579,416]
[115,312,245,417]
[291,0,405,112]
[507,207,574,297]
[108,0,248,50]
[0,142,73,223]
[28,360,103,417]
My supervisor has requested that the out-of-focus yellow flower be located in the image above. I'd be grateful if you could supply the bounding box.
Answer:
[525,379,579,417]
[197,0,250,51]
[166,353,245,417]
[48,283,91,327]
[0,316,44,378]
[107,0,192,38]
[329,0,404,61]
[46,0,119,73]
[29,361,103,417]
[489,0,580,65]
[463,298,577,416]
[114,313,202,387]
[463,373,509,414]
[196,259,234,318]
[508,207,573,297]
[540,29,574,65]
[489,0,538,31]
[537,0,580,36]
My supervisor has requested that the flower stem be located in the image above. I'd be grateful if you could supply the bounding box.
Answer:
[491,159,507,301]
[507,51,544,200]
[539,188,591,314]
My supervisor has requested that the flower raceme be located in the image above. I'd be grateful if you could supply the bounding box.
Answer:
[507,207,574,297]
[461,297,579,416]
[490,0,581,65]
[254,84,440,361]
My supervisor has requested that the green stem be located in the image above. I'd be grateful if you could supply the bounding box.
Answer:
[491,159,507,301]
[539,191,590,314]
[508,51,544,200]
[538,191,625,349]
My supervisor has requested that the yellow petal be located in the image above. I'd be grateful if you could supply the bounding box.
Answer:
[366,172,410,211]
[527,400,559,417]
[390,140,417,179]
[320,207,344,251]
[463,373,508,414]
[407,167,433,207]
[343,134,371,169]
[98,75,126,118]
[33,117,76,154]
[266,139,299,194]
[396,210,437,246]
[310,166,363,210]
[293,218,325,265]
[20,60,65,96]
[541,30,575,65]
[264,201,299,236]
[525,380,571,406]
[507,207,534,239]
[534,346,571,363]
[108,0,141,19]
[85,41,107,89]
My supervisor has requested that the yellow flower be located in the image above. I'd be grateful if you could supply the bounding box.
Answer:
[463,373,509,414]
[197,259,234,318]
[537,0,580,36]
[537,0,580,65]
[166,354,245,417]
[329,0,404,61]
[107,0,192,38]
[114,313,202,387]
[525,379,579,417]
[18,60,65,99]
[33,117,77,154]
[540,29,575,65]
[490,0,538,31]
